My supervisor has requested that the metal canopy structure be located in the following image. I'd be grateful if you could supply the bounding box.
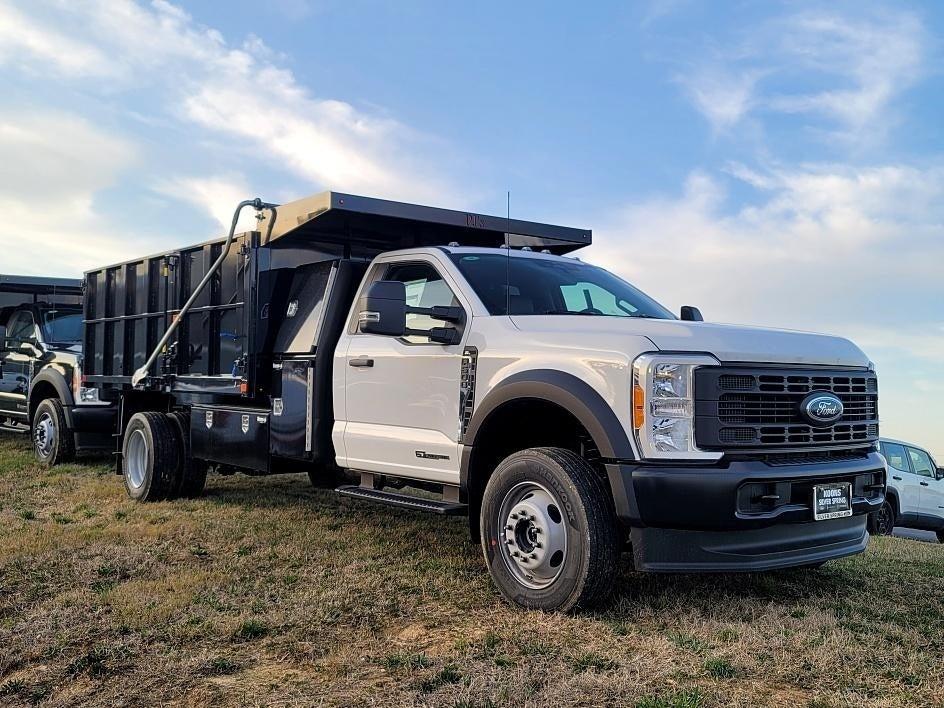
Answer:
[0,274,82,297]
[0,274,82,308]
[257,191,592,254]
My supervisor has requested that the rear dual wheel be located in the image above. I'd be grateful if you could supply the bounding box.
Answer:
[122,411,206,502]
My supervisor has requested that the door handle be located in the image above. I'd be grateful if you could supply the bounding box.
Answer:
[892,476,902,481]
[920,481,929,487]
[349,357,374,368]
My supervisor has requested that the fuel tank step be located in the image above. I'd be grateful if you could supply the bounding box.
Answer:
[336,485,468,515]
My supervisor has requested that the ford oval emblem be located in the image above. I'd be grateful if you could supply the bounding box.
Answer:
[800,392,844,426]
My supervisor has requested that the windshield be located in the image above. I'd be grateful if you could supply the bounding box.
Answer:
[41,309,83,343]
[449,253,675,319]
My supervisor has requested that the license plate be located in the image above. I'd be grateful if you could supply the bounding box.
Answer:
[813,482,853,521]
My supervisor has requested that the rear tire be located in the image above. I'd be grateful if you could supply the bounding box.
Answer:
[121,412,179,501]
[480,447,620,612]
[32,398,75,467]
[167,412,207,498]
[868,500,895,536]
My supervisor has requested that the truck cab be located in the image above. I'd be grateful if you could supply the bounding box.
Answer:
[74,192,885,612]
[0,275,115,461]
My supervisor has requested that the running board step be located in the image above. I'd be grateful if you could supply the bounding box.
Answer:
[336,485,468,515]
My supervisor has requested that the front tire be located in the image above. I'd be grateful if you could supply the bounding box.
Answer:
[121,412,180,501]
[480,447,620,612]
[937,530,944,544]
[32,398,75,467]
[868,500,896,536]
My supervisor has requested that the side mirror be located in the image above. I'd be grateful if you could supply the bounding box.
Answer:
[937,467,944,481]
[358,281,407,337]
[680,305,703,322]
[19,339,43,356]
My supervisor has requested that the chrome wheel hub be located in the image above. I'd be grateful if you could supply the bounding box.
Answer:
[33,412,55,457]
[125,429,149,490]
[498,481,568,590]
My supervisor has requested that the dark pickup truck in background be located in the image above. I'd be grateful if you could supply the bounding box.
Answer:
[0,274,114,461]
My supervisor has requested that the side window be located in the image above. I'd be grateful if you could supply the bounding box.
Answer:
[7,312,37,343]
[908,447,935,478]
[881,443,911,474]
[384,262,460,344]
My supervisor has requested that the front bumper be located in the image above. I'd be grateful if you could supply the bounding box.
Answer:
[606,451,884,572]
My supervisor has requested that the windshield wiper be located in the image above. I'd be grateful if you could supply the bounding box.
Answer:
[537,309,602,316]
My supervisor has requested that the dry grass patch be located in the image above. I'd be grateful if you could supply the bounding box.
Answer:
[1,433,943,706]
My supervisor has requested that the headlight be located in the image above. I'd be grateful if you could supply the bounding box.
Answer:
[73,362,100,404]
[78,387,100,403]
[632,353,722,461]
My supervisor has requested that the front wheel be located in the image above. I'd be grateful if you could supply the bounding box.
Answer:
[868,500,896,536]
[937,530,944,544]
[32,398,75,467]
[480,447,620,612]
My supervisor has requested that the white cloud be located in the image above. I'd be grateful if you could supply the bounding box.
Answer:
[590,163,944,328]
[767,10,925,140]
[155,174,258,233]
[675,6,926,141]
[0,109,142,274]
[678,65,762,132]
[0,0,460,206]
[0,1,114,77]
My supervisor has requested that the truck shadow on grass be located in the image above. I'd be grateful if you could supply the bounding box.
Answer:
[196,473,914,619]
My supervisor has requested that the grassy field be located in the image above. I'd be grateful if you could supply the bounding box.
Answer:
[1,433,943,707]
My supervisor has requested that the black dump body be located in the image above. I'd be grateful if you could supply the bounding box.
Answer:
[82,191,591,472]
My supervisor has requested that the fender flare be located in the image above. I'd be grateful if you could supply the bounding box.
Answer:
[28,368,75,424]
[884,488,900,518]
[462,368,635,464]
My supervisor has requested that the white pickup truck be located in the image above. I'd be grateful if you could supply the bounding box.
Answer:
[69,192,885,611]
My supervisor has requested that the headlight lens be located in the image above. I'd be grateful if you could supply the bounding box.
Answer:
[78,387,100,403]
[632,353,722,461]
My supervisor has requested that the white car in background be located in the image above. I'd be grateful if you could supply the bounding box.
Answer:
[871,438,944,543]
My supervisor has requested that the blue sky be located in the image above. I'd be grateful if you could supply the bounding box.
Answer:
[1,0,942,456]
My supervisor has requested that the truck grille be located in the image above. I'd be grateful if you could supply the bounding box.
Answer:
[695,367,878,451]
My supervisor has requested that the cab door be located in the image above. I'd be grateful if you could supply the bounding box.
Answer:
[340,257,468,484]
[881,441,919,523]
[908,447,944,528]
[0,310,39,418]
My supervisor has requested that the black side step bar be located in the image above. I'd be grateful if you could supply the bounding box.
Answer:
[336,485,468,515]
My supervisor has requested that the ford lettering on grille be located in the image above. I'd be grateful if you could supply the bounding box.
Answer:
[801,393,844,426]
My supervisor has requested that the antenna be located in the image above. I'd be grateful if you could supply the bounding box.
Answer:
[505,190,511,317]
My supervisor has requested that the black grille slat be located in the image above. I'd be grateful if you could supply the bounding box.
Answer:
[695,367,878,451]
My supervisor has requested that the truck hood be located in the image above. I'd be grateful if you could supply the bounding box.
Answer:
[510,316,871,367]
